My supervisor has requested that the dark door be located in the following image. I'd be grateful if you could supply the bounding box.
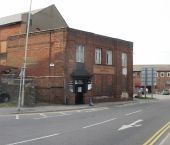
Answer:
[75,92,84,104]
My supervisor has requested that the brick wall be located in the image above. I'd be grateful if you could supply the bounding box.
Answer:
[0,24,21,41]
[65,28,133,103]
[5,28,133,104]
[6,29,67,104]
[7,29,67,77]
[0,24,23,65]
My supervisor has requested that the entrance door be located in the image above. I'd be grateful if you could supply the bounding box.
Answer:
[75,92,84,104]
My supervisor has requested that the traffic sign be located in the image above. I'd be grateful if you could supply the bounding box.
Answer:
[141,68,157,86]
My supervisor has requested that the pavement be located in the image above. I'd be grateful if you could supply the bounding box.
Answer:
[158,131,170,145]
[0,96,158,115]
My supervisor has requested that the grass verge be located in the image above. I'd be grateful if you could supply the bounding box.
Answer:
[0,102,16,108]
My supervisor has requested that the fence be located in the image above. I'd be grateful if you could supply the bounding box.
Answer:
[0,74,64,106]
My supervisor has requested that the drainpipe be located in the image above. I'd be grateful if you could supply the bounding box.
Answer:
[49,31,52,76]
[64,28,68,104]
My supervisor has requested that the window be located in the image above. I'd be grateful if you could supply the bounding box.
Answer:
[106,50,112,65]
[95,48,102,64]
[137,72,140,77]
[76,45,84,63]
[160,72,164,77]
[122,53,127,67]
[122,53,128,76]
[0,41,7,53]
[0,53,7,65]
[0,59,6,65]
[156,72,158,77]
[167,72,170,77]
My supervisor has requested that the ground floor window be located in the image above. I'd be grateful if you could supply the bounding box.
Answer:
[93,75,114,96]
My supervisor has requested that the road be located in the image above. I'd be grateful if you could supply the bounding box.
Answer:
[0,95,170,145]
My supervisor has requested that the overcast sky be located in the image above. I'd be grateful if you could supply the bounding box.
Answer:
[0,0,170,65]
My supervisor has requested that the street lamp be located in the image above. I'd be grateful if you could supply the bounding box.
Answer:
[18,0,33,111]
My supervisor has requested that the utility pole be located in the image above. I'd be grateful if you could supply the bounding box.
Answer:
[144,68,147,98]
[151,68,154,98]
[20,0,33,107]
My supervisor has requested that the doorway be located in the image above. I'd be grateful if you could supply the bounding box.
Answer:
[75,92,84,104]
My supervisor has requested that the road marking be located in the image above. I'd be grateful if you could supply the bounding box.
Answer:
[5,133,61,145]
[143,121,170,145]
[39,113,46,117]
[84,107,109,112]
[59,112,71,115]
[75,107,109,113]
[34,114,71,120]
[148,124,170,145]
[83,118,117,129]
[125,110,142,116]
[118,119,143,131]
[16,115,19,120]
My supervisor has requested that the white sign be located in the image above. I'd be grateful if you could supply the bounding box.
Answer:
[122,68,127,75]
[78,87,82,92]
[50,63,55,67]
[88,84,92,90]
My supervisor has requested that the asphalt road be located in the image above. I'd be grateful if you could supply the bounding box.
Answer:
[0,95,170,145]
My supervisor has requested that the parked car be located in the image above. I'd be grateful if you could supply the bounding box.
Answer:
[0,89,10,103]
[162,89,170,95]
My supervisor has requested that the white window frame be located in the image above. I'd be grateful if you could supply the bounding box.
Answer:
[167,72,170,77]
[106,50,112,65]
[160,72,165,77]
[122,53,127,67]
[95,48,102,64]
[76,45,84,63]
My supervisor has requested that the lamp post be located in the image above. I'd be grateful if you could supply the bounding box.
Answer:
[18,0,33,110]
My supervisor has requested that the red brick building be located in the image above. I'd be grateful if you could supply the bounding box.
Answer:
[133,65,170,93]
[0,5,133,105]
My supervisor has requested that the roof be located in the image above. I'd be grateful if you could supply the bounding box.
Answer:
[0,8,43,26]
[133,65,170,71]
[0,14,21,26]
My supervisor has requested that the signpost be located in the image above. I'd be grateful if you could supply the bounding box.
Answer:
[141,68,157,98]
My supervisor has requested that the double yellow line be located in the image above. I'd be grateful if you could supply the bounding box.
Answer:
[143,121,170,145]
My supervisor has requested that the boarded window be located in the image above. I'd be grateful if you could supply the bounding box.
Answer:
[0,59,7,65]
[0,41,7,53]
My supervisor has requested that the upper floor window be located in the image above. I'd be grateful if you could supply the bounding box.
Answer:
[137,72,140,77]
[0,41,7,53]
[160,72,164,77]
[156,72,158,77]
[95,48,102,64]
[76,45,84,63]
[133,73,136,77]
[122,53,127,67]
[167,72,170,77]
[106,50,112,65]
